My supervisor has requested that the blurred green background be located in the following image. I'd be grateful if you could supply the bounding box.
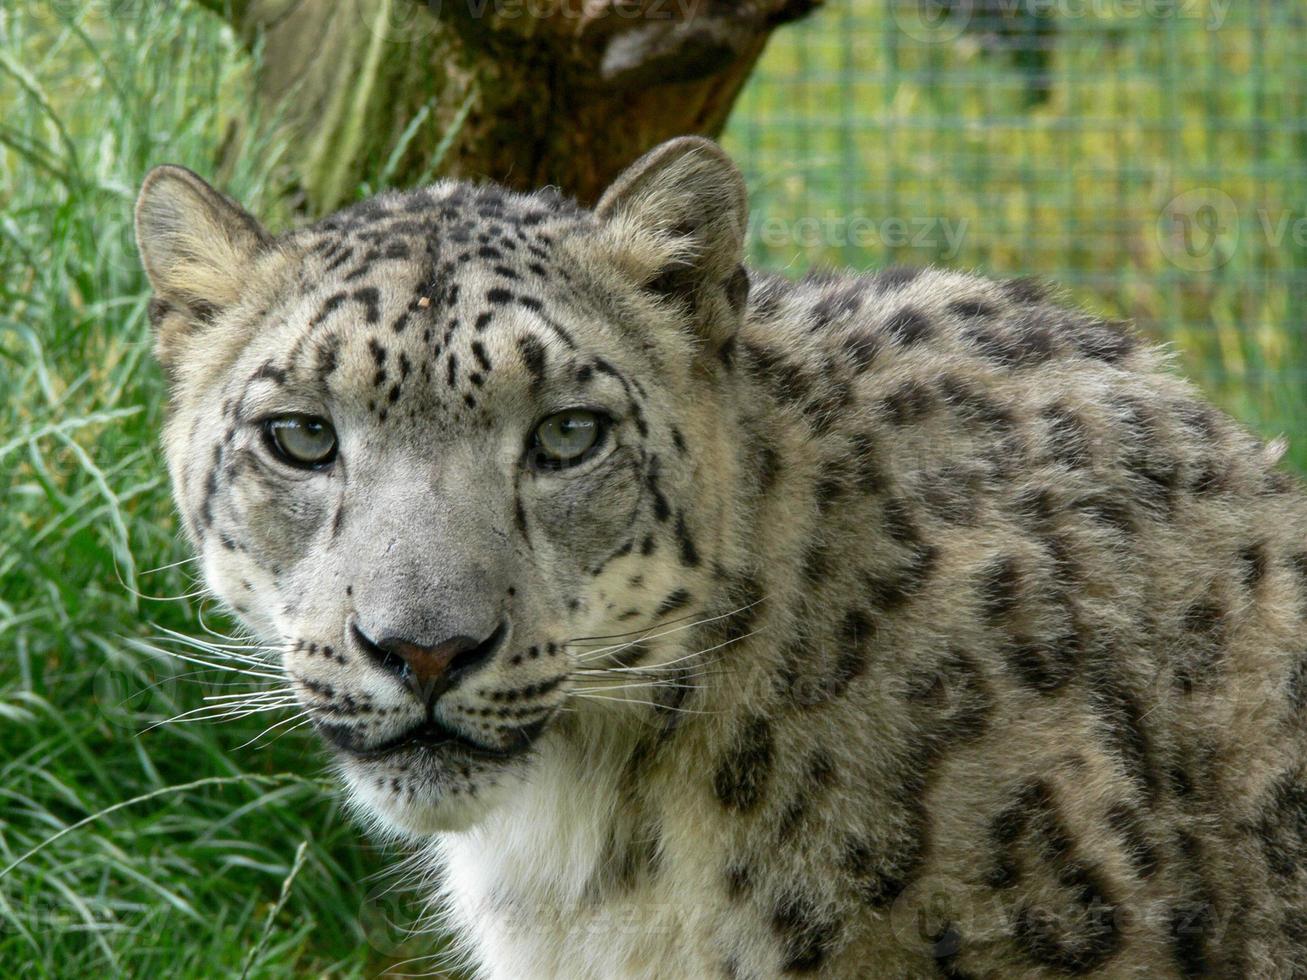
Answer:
[1,0,1302,976]
[730,0,1307,466]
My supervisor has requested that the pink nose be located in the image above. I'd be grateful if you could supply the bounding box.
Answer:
[351,620,506,704]
[376,635,478,688]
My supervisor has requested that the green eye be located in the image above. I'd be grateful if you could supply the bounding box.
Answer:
[263,415,337,468]
[533,409,605,468]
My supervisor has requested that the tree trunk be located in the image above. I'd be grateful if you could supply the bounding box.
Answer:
[201,0,819,213]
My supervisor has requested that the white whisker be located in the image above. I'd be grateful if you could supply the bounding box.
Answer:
[570,693,714,715]
[141,698,299,731]
[235,710,314,749]
[152,625,280,656]
[562,607,715,645]
[140,635,281,667]
[248,714,316,749]
[568,625,765,711]
[195,604,260,645]
[201,688,296,702]
[575,679,707,694]
[574,597,766,664]
[577,625,765,675]
[126,641,286,681]
[138,555,201,576]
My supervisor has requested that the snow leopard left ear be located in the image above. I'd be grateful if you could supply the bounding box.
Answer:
[595,137,749,349]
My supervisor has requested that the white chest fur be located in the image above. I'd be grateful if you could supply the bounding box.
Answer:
[431,736,727,980]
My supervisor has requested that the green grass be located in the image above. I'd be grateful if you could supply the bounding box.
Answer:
[1,0,1302,976]
[0,5,405,976]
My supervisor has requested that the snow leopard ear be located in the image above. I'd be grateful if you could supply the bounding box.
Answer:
[595,137,750,349]
[135,165,269,321]
[135,165,271,380]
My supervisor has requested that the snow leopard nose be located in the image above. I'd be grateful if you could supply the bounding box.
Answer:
[350,619,507,705]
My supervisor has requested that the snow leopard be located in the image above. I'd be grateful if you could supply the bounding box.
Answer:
[135,136,1307,978]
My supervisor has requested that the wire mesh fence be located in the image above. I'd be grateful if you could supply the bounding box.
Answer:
[721,0,1307,468]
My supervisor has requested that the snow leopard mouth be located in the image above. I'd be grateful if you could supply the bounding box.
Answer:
[315,717,545,763]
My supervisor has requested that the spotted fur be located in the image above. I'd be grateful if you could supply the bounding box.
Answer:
[136,138,1307,978]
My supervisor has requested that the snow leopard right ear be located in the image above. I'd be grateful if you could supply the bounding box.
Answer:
[135,165,271,380]
[594,137,750,350]
[135,165,269,322]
